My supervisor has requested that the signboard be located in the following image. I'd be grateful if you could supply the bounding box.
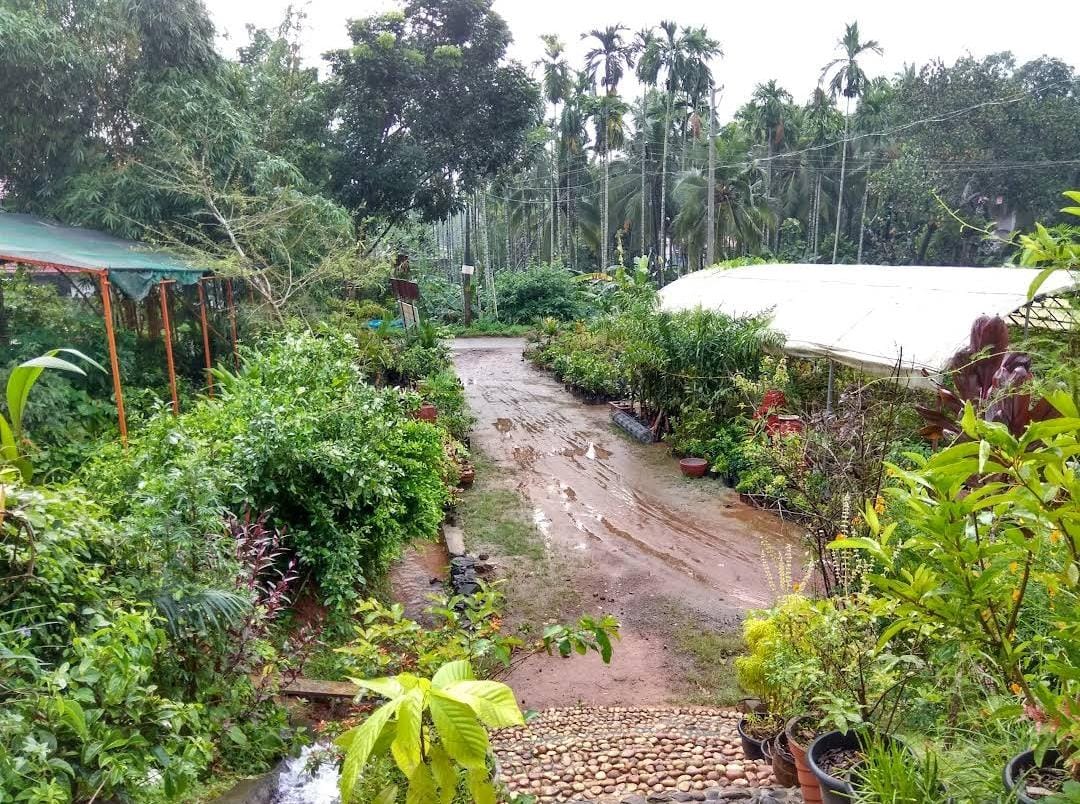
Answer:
[461,264,475,277]
[401,301,419,330]
[390,278,419,301]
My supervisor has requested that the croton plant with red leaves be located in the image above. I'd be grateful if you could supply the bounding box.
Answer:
[918,315,1057,443]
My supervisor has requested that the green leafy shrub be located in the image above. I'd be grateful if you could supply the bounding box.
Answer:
[494,264,584,323]
[417,369,475,442]
[84,331,452,607]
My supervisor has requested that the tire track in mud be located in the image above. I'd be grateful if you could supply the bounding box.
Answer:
[452,337,803,708]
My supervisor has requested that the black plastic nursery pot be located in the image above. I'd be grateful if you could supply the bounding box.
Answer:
[770,731,801,788]
[737,715,774,761]
[807,730,884,804]
[1004,748,1066,804]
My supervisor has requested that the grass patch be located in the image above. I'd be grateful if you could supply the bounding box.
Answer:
[671,623,746,707]
[456,452,544,560]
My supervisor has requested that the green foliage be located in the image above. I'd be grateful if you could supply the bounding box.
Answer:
[326,1,540,223]
[833,398,1080,770]
[336,660,524,804]
[1,607,212,801]
[668,410,750,480]
[84,330,453,607]
[493,264,585,324]
[0,478,293,800]
[853,738,942,804]
[417,369,475,442]
[334,589,522,680]
[0,348,103,480]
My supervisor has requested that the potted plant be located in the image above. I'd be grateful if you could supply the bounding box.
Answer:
[678,456,708,478]
[417,402,438,422]
[457,463,475,488]
[807,729,888,804]
[1004,749,1070,803]
[737,711,784,761]
[786,714,824,804]
[832,404,1080,801]
[769,731,800,788]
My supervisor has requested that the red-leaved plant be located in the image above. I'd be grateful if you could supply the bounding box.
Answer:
[918,315,1057,443]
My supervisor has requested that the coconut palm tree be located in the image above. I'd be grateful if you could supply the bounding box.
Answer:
[583,25,636,269]
[537,35,571,263]
[820,21,882,263]
[672,129,771,266]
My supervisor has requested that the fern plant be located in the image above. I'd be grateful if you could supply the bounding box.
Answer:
[1,348,103,480]
[337,660,524,804]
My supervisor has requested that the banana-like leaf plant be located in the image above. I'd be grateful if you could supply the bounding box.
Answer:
[1,348,104,480]
[337,660,524,804]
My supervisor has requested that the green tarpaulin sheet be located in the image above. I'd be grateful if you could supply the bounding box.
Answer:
[0,212,206,300]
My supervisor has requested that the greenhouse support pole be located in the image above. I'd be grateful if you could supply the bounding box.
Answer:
[98,272,128,446]
[826,360,835,416]
[197,278,214,398]
[158,280,180,414]
[225,279,239,369]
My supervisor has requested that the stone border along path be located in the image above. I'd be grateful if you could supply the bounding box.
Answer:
[491,707,803,804]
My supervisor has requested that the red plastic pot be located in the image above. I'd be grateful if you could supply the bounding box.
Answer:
[679,457,709,478]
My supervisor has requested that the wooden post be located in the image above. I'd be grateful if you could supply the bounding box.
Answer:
[197,279,214,398]
[225,279,239,369]
[97,272,128,445]
[159,281,180,414]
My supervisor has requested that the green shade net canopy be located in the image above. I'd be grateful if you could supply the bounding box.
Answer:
[0,212,206,300]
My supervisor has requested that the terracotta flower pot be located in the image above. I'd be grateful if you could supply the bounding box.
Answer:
[786,715,823,804]
[457,466,475,488]
[417,403,438,422]
[679,457,709,478]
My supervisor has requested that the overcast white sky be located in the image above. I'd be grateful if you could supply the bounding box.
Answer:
[208,0,1080,118]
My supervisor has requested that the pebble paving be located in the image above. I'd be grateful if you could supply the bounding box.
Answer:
[491,707,803,804]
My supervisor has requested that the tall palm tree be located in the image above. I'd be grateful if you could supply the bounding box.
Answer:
[803,88,844,259]
[583,25,636,269]
[852,77,892,262]
[747,80,794,250]
[820,21,882,263]
[537,35,571,264]
[559,70,592,268]
[637,21,681,282]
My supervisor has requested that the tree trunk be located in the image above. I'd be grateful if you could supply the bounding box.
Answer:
[857,169,870,263]
[659,91,673,284]
[641,95,647,258]
[812,172,823,259]
[831,97,851,264]
[551,109,558,264]
[504,194,511,271]
[706,85,717,266]
[603,150,610,269]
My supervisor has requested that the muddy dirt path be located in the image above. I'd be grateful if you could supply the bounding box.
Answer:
[452,338,802,709]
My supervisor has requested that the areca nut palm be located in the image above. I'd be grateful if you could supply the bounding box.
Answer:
[820,21,882,263]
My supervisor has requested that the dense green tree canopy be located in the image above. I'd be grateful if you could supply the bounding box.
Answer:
[325,0,540,224]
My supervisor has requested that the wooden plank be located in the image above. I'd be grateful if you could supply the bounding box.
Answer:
[277,677,359,700]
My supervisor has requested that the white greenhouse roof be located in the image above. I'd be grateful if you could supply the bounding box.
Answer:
[659,263,1076,384]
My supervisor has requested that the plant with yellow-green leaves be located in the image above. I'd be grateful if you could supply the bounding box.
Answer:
[337,660,524,804]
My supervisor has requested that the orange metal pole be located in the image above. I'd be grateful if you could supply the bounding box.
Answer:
[98,273,128,446]
[159,280,180,414]
[225,279,239,369]
[197,278,214,398]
